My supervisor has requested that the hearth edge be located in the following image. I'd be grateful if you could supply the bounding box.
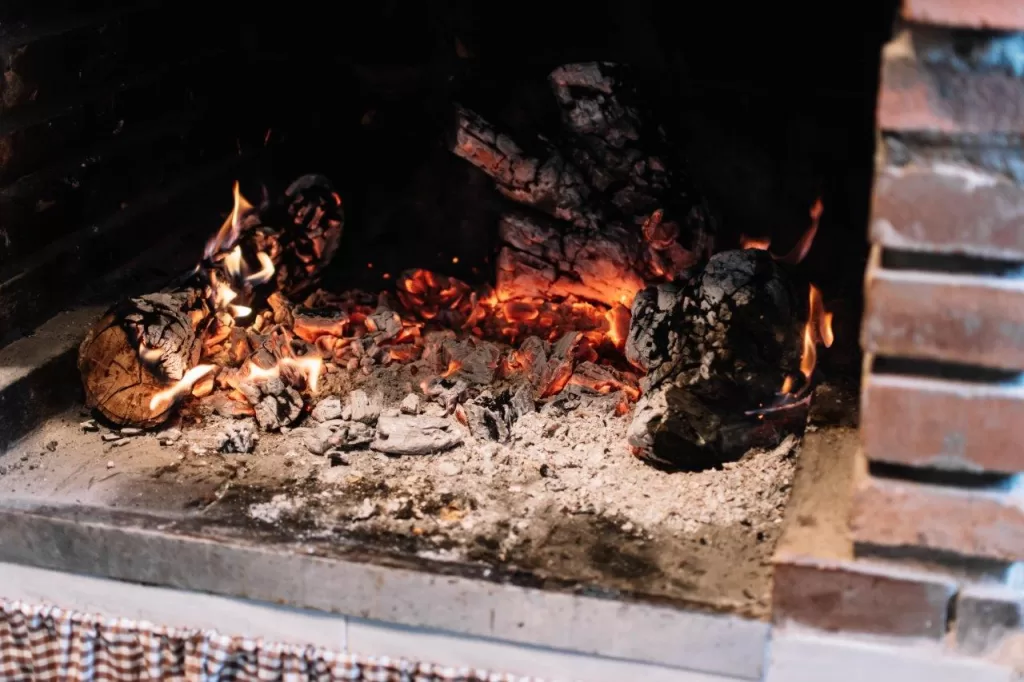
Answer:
[0,498,768,680]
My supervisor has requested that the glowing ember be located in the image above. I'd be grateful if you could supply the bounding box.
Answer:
[150,365,217,413]
[740,235,771,251]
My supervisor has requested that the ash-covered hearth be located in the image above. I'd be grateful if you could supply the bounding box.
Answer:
[77,63,832,471]
[0,59,857,618]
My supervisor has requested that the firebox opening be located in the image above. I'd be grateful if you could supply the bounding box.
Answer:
[0,0,897,618]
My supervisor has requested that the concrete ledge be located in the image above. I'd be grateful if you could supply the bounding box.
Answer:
[0,500,768,680]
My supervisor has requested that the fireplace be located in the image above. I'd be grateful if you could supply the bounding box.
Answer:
[1,0,895,648]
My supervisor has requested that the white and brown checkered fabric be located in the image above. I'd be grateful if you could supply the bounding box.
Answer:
[0,600,542,682]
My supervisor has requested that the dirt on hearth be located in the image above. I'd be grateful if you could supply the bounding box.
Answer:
[1,357,804,618]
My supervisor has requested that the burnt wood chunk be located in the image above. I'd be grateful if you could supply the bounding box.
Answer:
[450,62,715,299]
[626,249,806,470]
[78,291,205,428]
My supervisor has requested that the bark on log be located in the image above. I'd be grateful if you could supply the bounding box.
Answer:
[496,212,645,306]
[78,291,205,427]
[450,62,716,297]
[625,249,806,470]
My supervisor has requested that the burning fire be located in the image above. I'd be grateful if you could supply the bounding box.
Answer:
[149,365,217,413]
[778,283,834,399]
[740,197,823,265]
[143,179,833,434]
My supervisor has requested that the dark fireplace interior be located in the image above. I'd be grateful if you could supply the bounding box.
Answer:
[0,0,897,618]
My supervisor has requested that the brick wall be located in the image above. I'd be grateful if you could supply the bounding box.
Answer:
[774,4,1024,664]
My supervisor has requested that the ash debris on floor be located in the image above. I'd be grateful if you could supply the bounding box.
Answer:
[2,353,808,617]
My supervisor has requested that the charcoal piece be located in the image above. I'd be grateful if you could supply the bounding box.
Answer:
[275,174,345,297]
[239,374,304,431]
[627,381,805,471]
[311,396,343,422]
[348,389,382,425]
[337,422,375,450]
[217,421,257,454]
[371,415,463,455]
[304,426,335,455]
[423,377,470,413]
[465,389,521,443]
[366,307,404,340]
[439,338,502,385]
[625,281,685,382]
[292,309,347,344]
[78,291,206,428]
[400,394,421,415]
[511,384,536,419]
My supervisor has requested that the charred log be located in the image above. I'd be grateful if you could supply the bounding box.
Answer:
[626,249,806,470]
[78,291,206,427]
[79,175,340,429]
[450,62,716,300]
[496,212,645,307]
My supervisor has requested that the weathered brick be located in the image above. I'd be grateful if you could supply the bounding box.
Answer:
[955,583,1024,657]
[850,471,1024,562]
[773,554,957,638]
[872,150,1024,261]
[903,0,1024,31]
[862,256,1024,371]
[877,28,1024,134]
[862,373,1024,474]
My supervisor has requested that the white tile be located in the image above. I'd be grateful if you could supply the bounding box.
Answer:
[767,628,1015,682]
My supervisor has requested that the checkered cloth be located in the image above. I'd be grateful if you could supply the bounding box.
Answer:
[0,600,542,681]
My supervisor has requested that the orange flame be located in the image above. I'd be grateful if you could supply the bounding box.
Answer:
[245,252,275,285]
[204,182,254,260]
[149,365,217,413]
[776,198,823,266]
[441,359,462,378]
[782,283,833,394]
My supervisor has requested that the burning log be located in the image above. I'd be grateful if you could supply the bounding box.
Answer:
[78,292,208,427]
[625,249,808,470]
[451,62,715,306]
[496,212,645,307]
[79,176,342,429]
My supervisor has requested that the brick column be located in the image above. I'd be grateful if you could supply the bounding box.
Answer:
[774,5,1024,659]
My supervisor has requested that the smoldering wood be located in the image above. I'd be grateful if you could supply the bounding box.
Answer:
[450,62,716,298]
[496,212,645,307]
[625,249,806,470]
[78,291,205,428]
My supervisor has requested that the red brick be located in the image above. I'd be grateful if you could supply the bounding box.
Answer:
[850,471,1024,562]
[903,0,1024,31]
[773,554,957,639]
[877,30,1024,134]
[862,257,1024,371]
[872,156,1024,261]
[862,373,1024,474]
